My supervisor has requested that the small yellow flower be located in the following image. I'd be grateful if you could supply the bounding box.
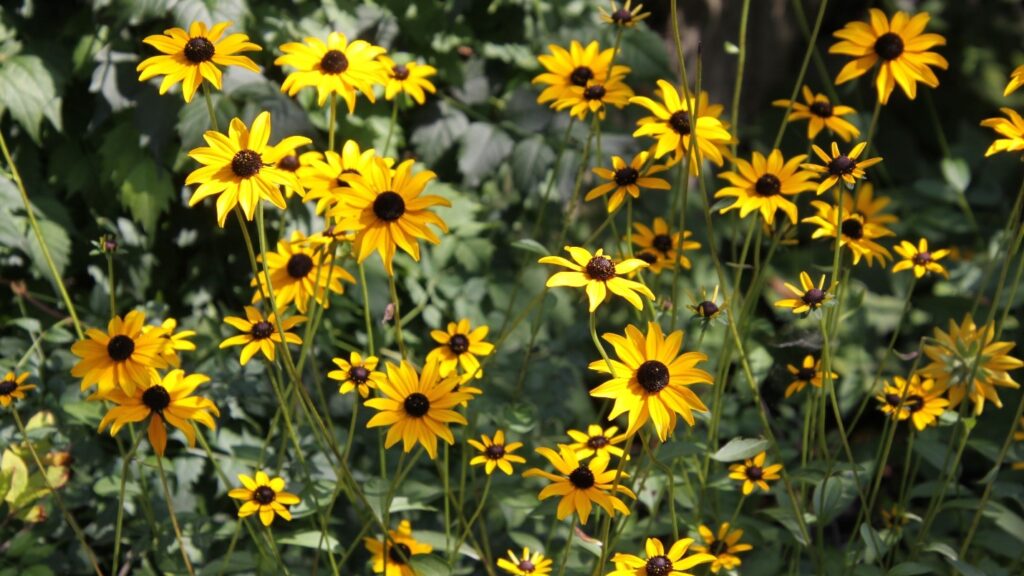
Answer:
[553,74,634,120]
[608,537,715,576]
[363,520,433,575]
[327,352,385,398]
[772,86,861,142]
[774,271,837,315]
[587,152,670,213]
[522,444,635,525]
[70,310,169,397]
[539,246,654,312]
[228,470,301,526]
[981,108,1024,158]
[803,186,896,267]
[630,80,732,172]
[275,32,388,111]
[785,355,837,398]
[892,238,950,278]
[532,40,626,107]
[145,318,196,368]
[252,230,355,313]
[692,523,753,574]
[380,56,437,105]
[630,217,700,273]
[566,424,628,461]
[0,372,35,408]
[715,149,819,225]
[802,141,882,195]
[427,318,495,380]
[728,451,782,495]
[875,375,948,431]
[497,547,553,575]
[468,430,526,475]
[219,306,304,365]
[599,1,651,28]
[687,285,726,324]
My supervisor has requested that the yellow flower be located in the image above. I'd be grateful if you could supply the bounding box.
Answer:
[589,322,712,441]
[97,369,219,456]
[553,74,634,120]
[298,141,387,214]
[468,430,526,475]
[802,141,882,195]
[687,285,726,324]
[630,80,733,172]
[275,32,388,111]
[774,271,837,315]
[497,547,553,576]
[270,139,308,199]
[728,451,782,495]
[587,152,671,213]
[772,86,861,142]
[71,310,169,397]
[539,246,654,312]
[692,523,753,574]
[1013,417,1024,470]
[380,56,437,105]
[803,186,896,267]
[365,359,472,459]
[599,1,651,28]
[219,306,304,365]
[1005,65,1024,96]
[608,537,715,576]
[785,355,837,398]
[185,111,312,226]
[981,108,1024,158]
[228,470,301,526]
[330,158,450,276]
[136,21,260,102]
[427,318,495,380]
[0,372,35,408]
[328,352,386,398]
[715,149,818,225]
[875,375,948,431]
[363,520,433,576]
[145,318,196,368]
[892,238,950,278]
[253,230,355,314]
[532,40,627,106]
[566,424,628,461]
[522,445,635,525]
[630,218,700,274]
[830,9,948,104]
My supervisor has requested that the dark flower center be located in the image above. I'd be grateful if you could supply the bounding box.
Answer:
[392,65,410,80]
[745,465,764,480]
[107,335,136,362]
[802,288,826,306]
[912,252,932,266]
[755,174,782,197]
[389,543,412,564]
[404,392,430,417]
[336,168,360,189]
[585,256,616,281]
[350,366,369,383]
[251,321,274,340]
[611,8,634,24]
[652,234,673,254]
[809,100,834,118]
[637,252,658,264]
[583,85,606,100]
[570,66,594,87]
[183,37,215,63]
[636,360,670,393]
[697,301,719,318]
[231,149,263,178]
[645,555,673,576]
[518,559,536,573]
[669,111,691,135]
[614,167,639,186]
[485,444,506,460]
[0,379,18,396]
[587,435,609,449]
[874,32,905,61]
[841,218,864,240]
[905,395,925,413]
[449,334,470,355]
[568,465,595,489]
[253,485,276,505]
[286,254,315,279]
[320,50,349,74]
[141,385,171,413]
[797,367,817,381]
[828,155,856,176]
[373,191,406,222]
[277,154,300,172]
[709,539,729,556]
[885,393,902,407]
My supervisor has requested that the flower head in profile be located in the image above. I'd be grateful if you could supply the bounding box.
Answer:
[631,81,732,172]
[774,271,837,316]
[71,310,169,397]
[893,238,950,278]
[363,520,432,576]
[554,74,634,120]
[186,111,312,226]
[728,451,782,495]
[97,370,219,456]
[692,523,753,574]
[875,375,948,431]
[0,372,35,408]
[687,285,727,325]
[588,152,670,213]
[772,86,860,142]
[532,40,627,106]
[427,318,494,380]
[1006,65,1024,96]
[802,141,882,195]
[589,322,712,441]
[608,537,715,576]
[803,184,896,267]
[219,306,304,365]
[468,430,526,476]
[328,352,385,398]
[380,55,437,105]
[599,1,651,28]
[539,246,654,312]
[136,21,260,102]
[1012,417,1024,471]
[715,149,818,225]
[830,9,947,104]
[275,32,387,111]
[785,355,836,398]
[145,318,196,368]
[252,230,355,313]
[631,217,700,273]
[228,470,300,527]
[498,547,552,576]
[522,445,635,525]
[981,108,1024,158]
[566,424,628,461]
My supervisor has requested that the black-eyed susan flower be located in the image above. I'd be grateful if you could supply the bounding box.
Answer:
[919,315,1023,415]
[96,369,219,456]
[692,523,753,574]
[876,375,949,431]
[830,9,948,104]
[497,547,552,575]
[253,230,354,313]
[981,108,1024,158]
[630,217,701,273]
[365,359,472,459]
[330,158,449,276]
[715,149,818,225]
[785,355,837,398]
[803,141,882,195]
[71,310,169,397]
[522,445,634,525]
[554,75,634,120]
[185,111,312,226]
[566,424,628,461]
[1012,417,1024,470]
[532,40,626,106]
[136,21,260,103]
[1006,65,1024,97]
[146,318,196,368]
[728,451,782,495]
[380,55,437,105]
[599,0,651,28]
[589,322,712,441]
[328,352,385,398]
[631,80,733,171]
[881,505,914,530]
[0,372,35,408]
[426,318,494,380]
[275,32,388,111]
[299,142,386,214]
[608,537,715,576]
[774,271,837,315]
[772,86,861,142]
[271,140,308,199]
[363,520,433,576]
[587,152,670,213]
[468,430,526,476]
[228,470,301,527]
[687,285,726,325]
[219,306,304,365]
[539,246,654,312]
[893,238,950,278]
[803,189,895,268]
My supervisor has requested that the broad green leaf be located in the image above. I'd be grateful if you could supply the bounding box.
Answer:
[511,238,549,256]
[172,0,249,28]
[408,554,452,576]
[411,101,469,165]
[887,562,935,576]
[859,523,887,564]
[940,158,970,193]
[458,122,514,187]
[511,135,555,194]
[0,54,62,143]
[711,437,769,462]
[812,473,858,525]
[1,449,29,503]
[275,531,340,551]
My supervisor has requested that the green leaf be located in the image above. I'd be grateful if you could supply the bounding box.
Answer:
[859,523,887,564]
[887,562,935,576]
[275,531,340,551]
[458,122,514,187]
[100,120,175,236]
[0,54,62,143]
[1,449,29,504]
[940,158,970,194]
[411,101,469,165]
[172,0,249,28]
[812,473,858,525]
[0,178,72,278]
[711,437,769,462]
[511,135,555,194]
[512,238,549,256]
[408,554,452,576]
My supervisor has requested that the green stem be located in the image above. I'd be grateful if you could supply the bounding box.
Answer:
[588,311,615,374]
[111,432,144,576]
[359,263,376,355]
[772,0,830,150]
[106,254,116,320]
[202,82,220,131]
[388,274,407,358]
[384,98,399,156]
[452,475,491,565]
[556,520,576,576]
[729,0,752,157]
[155,454,196,576]
[329,93,338,152]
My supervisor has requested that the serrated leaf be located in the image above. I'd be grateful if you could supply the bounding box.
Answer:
[512,238,548,256]
[711,437,769,462]
[458,122,514,187]
[511,135,555,194]
[411,101,469,166]
[118,159,175,236]
[0,54,62,143]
